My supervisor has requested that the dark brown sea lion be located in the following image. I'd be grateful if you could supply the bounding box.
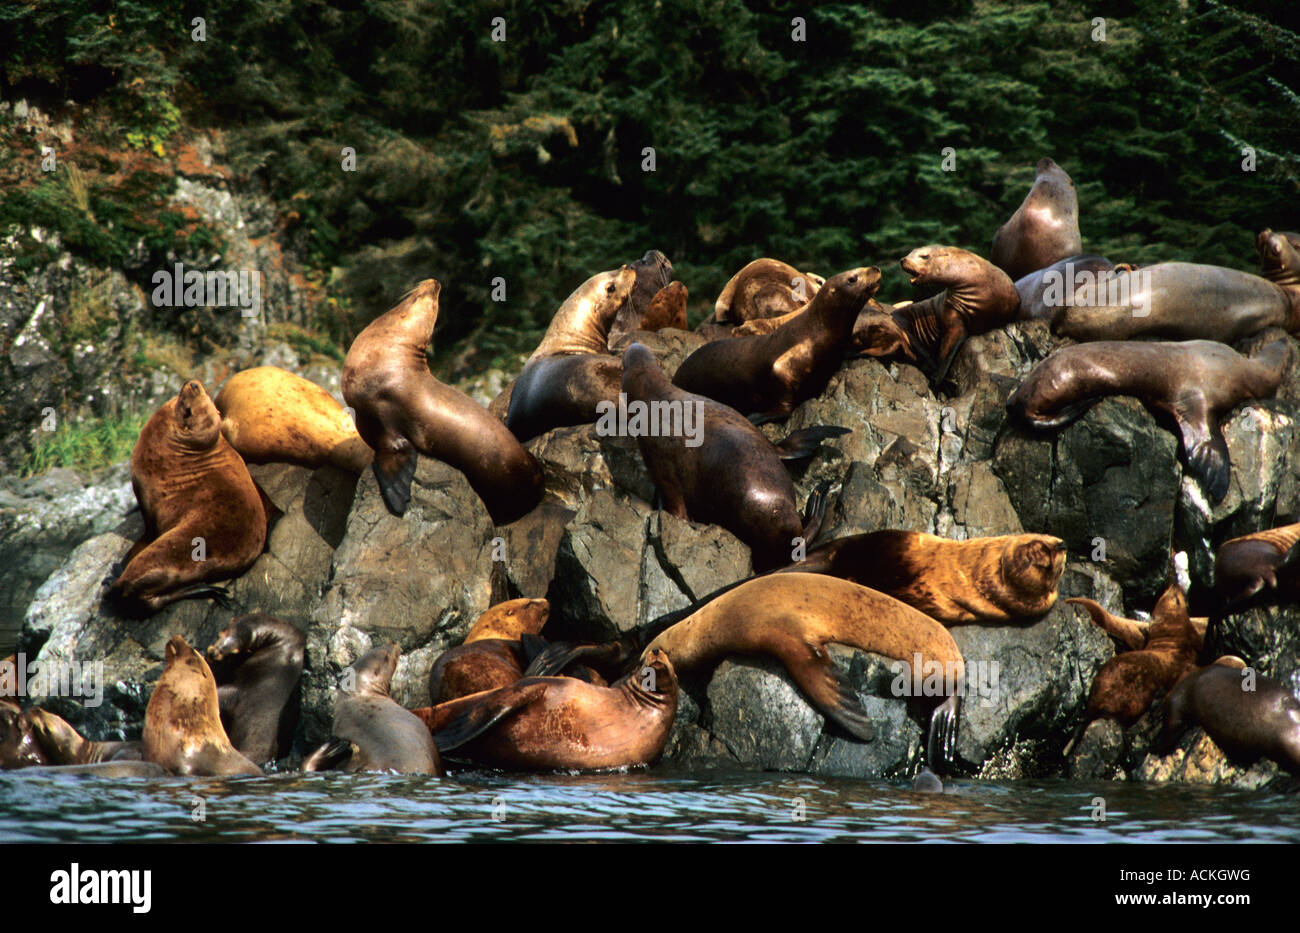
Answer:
[215,365,372,473]
[606,250,676,349]
[303,643,442,775]
[464,597,551,643]
[672,267,881,421]
[412,649,677,772]
[503,265,638,442]
[646,573,965,758]
[1214,522,1300,605]
[108,380,267,615]
[780,531,1067,626]
[26,707,142,765]
[0,700,48,769]
[1007,339,1290,501]
[610,282,690,350]
[205,614,305,764]
[1013,254,1116,320]
[621,342,841,571]
[428,599,552,703]
[1155,657,1300,775]
[990,157,1083,281]
[711,258,824,324]
[342,279,544,523]
[143,635,262,776]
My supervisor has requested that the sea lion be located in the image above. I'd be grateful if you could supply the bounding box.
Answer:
[610,281,690,350]
[503,265,639,442]
[672,267,881,421]
[1214,522,1300,605]
[464,597,551,643]
[0,700,48,769]
[342,279,544,523]
[645,573,965,758]
[1258,229,1300,288]
[19,761,170,777]
[1007,339,1290,501]
[108,380,267,615]
[215,366,372,473]
[1066,598,1208,652]
[711,258,824,324]
[606,251,677,349]
[621,342,841,571]
[25,707,142,765]
[142,635,262,776]
[1013,254,1116,320]
[990,157,1083,281]
[413,649,677,772]
[429,639,529,705]
[205,614,305,764]
[779,531,1067,625]
[1155,658,1300,775]
[896,247,1021,379]
[303,643,442,775]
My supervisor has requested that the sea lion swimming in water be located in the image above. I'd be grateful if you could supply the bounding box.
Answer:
[990,157,1083,282]
[206,614,305,765]
[26,707,142,765]
[1007,338,1291,502]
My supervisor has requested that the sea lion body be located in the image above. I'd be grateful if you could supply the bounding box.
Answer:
[26,707,142,765]
[21,761,170,777]
[416,650,677,771]
[143,635,262,776]
[672,267,880,420]
[343,280,544,523]
[606,251,676,348]
[1214,523,1300,605]
[304,643,441,775]
[897,247,1020,371]
[784,531,1067,625]
[109,380,267,614]
[429,639,528,704]
[610,282,690,350]
[0,701,49,769]
[1014,254,1116,321]
[990,157,1083,281]
[712,258,824,324]
[206,614,305,764]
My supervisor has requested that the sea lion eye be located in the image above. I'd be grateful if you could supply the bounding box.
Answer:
[607,283,616,293]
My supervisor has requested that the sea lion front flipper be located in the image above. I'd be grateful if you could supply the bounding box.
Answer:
[432,682,549,753]
[523,640,622,678]
[1064,598,1149,651]
[1172,401,1230,502]
[373,447,418,516]
[303,738,356,772]
[773,426,851,462]
[799,480,832,548]
[785,642,876,742]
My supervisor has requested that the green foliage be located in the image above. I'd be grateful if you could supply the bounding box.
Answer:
[21,411,148,477]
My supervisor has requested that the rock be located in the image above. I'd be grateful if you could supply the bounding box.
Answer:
[703,657,824,771]
[1067,718,1125,780]
[1136,729,1279,789]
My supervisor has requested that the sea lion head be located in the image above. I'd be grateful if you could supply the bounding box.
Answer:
[465,598,551,643]
[1257,229,1300,283]
[25,707,83,761]
[347,643,400,698]
[165,634,214,681]
[1149,580,1190,631]
[172,380,222,449]
[0,700,46,769]
[620,341,666,395]
[631,250,673,293]
[628,648,678,706]
[609,253,675,347]
[1001,535,1067,606]
[900,246,966,287]
[1034,157,1074,189]
[817,266,882,314]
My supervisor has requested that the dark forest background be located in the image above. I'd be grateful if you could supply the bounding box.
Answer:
[2,0,1298,376]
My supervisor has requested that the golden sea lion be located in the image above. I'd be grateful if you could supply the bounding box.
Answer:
[711,258,824,325]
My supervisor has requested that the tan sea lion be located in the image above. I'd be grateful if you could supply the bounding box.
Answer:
[610,281,690,350]
[205,614,305,765]
[990,157,1083,281]
[672,267,881,421]
[780,531,1067,625]
[621,342,842,571]
[1013,254,1117,320]
[645,573,965,759]
[25,707,142,765]
[464,597,551,643]
[303,643,442,775]
[712,258,824,324]
[413,649,677,772]
[1007,339,1290,502]
[342,279,544,523]
[1214,522,1300,605]
[1066,598,1208,652]
[108,380,267,615]
[142,635,262,776]
[215,366,372,473]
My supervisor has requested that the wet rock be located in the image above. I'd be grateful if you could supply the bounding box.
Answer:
[1067,718,1125,780]
[1136,729,1279,789]
[703,657,823,772]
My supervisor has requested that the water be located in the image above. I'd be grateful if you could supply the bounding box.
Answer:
[2,766,1296,843]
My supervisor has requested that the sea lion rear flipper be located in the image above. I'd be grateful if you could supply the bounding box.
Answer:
[1174,406,1230,502]
[373,448,418,516]
[303,738,356,772]
[774,426,851,462]
[787,643,875,742]
[433,682,549,753]
[800,481,832,548]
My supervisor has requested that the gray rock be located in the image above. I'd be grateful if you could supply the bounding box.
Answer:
[704,657,824,771]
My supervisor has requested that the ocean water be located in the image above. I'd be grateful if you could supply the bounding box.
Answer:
[2,766,1296,843]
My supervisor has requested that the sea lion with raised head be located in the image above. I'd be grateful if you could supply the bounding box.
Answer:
[342,279,544,523]
[1214,522,1300,606]
[108,380,267,616]
[606,251,677,349]
[205,614,305,764]
[990,157,1083,281]
[143,635,262,776]
[711,258,824,325]
[621,342,843,571]
[413,649,677,772]
[1066,598,1208,652]
[1007,338,1290,502]
[610,281,690,349]
[780,531,1067,625]
[672,267,880,421]
[303,643,442,775]
[26,707,142,765]
[215,365,372,473]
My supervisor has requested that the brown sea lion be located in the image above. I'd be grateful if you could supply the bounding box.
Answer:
[342,279,544,523]
[215,366,372,473]
[413,649,677,772]
[0,700,49,769]
[621,342,841,571]
[503,265,638,442]
[990,157,1083,281]
[610,281,690,350]
[1214,522,1300,605]
[780,531,1067,626]
[646,573,965,758]
[606,251,677,349]
[1013,254,1116,320]
[1256,229,1300,288]
[464,597,551,643]
[108,380,267,616]
[303,643,442,775]
[1155,658,1300,775]
[25,707,142,765]
[712,258,824,324]
[1007,339,1290,502]
[672,267,881,421]
[1066,598,1208,652]
[205,614,305,764]
[429,640,528,705]
[143,635,262,776]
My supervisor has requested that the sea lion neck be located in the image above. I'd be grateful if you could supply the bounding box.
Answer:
[380,282,441,357]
